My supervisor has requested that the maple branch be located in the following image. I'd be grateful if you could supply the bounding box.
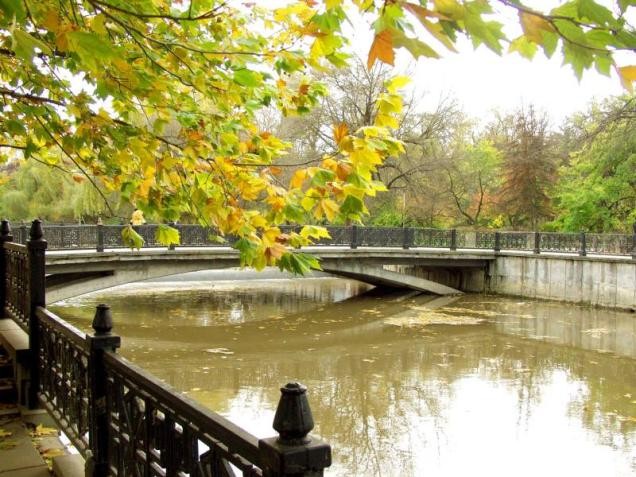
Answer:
[0,47,68,60]
[31,155,73,174]
[89,2,277,59]
[498,0,636,53]
[0,143,26,150]
[87,0,225,22]
[0,87,65,106]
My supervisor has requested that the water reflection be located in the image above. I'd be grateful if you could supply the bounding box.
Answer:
[51,272,636,477]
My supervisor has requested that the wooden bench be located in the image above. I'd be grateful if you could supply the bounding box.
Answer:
[0,318,31,406]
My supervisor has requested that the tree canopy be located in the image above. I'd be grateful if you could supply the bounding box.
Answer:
[0,0,635,270]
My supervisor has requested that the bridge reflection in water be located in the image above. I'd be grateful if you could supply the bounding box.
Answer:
[52,272,636,477]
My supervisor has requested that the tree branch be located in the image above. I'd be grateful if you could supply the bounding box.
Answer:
[0,87,64,106]
[88,0,225,22]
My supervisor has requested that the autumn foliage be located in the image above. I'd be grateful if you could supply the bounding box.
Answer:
[0,0,634,270]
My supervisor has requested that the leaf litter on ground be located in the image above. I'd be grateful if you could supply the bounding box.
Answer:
[30,424,59,438]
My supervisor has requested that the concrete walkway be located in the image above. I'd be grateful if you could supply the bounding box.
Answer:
[0,406,56,476]
[0,396,82,477]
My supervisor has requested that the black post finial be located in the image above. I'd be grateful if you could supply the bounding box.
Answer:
[29,219,44,241]
[259,383,331,476]
[92,304,113,336]
[273,382,314,445]
[1,219,11,240]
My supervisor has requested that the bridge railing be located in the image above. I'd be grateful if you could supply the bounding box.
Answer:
[0,220,332,477]
[10,222,634,258]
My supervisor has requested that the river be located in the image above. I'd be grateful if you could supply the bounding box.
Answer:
[49,269,636,477]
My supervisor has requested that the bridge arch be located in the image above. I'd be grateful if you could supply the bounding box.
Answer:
[44,248,487,303]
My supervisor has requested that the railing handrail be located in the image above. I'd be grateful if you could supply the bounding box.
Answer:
[22,223,634,259]
[36,306,88,348]
[3,241,27,252]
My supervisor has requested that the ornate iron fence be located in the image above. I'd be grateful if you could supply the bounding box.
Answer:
[0,220,332,477]
[103,351,264,476]
[5,220,636,257]
[356,226,404,247]
[412,228,453,248]
[586,233,634,255]
[3,242,29,330]
[37,306,91,455]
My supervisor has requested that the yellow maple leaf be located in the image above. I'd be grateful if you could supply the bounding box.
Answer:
[31,424,59,437]
[385,76,411,94]
[290,169,308,189]
[322,157,338,171]
[262,227,281,246]
[131,209,145,226]
[367,29,394,69]
[333,123,349,146]
[519,11,554,44]
[617,65,636,92]
[349,147,382,167]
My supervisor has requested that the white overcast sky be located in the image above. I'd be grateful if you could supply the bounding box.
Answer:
[336,0,635,126]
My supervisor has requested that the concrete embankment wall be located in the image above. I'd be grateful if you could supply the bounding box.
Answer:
[390,254,636,310]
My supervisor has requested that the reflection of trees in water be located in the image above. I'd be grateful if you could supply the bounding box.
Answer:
[53,289,636,475]
[133,328,636,476]
[52,278,370,328]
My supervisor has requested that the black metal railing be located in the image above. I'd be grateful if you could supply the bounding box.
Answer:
[8,222,634,258]
[3,242,29,330]
[0,220,332,477]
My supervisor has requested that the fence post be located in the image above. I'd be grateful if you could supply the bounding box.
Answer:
[350,225,358,249]
[579,231,587,257]
[533,231,541,254]
[450,229,457,251]
[96,219,104,253]
[259,383,331,476]
[168,222,176,251]
[27,219,47,409]
[0,220,13,318]
[402,228,412,250]
[632,223,636,260]
[494,231,501,254]
[86,304,121,477]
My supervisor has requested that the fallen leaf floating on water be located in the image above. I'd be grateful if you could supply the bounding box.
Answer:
[0,428,12,438]
[616,416,636,423]
[582,328,610,335]
[204,348,234,355]
[437,307,501,316]
[384,312,486,328]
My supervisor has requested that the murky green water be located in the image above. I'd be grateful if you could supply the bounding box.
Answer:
[50,271,636,477]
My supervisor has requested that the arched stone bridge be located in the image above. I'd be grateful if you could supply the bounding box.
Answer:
[45,247,492,303]
[9,222,630,308]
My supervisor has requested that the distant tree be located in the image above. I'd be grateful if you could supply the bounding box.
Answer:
[444,138,502,226]
[269,58,468,226]
[0,160,115,222]
[550,96,636,232]
[489,106,558,229]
